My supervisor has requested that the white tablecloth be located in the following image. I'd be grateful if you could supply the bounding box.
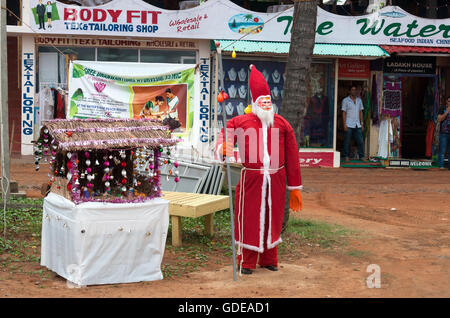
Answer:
[41,193,169,286]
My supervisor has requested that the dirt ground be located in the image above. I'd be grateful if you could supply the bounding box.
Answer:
[1,157,449,298]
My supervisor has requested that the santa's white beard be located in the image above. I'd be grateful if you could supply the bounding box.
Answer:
[253,104,274,127]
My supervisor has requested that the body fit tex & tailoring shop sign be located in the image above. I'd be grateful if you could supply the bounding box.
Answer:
[30,0,449,46]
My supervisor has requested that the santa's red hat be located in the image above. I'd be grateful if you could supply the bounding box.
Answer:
[249,64,271,104]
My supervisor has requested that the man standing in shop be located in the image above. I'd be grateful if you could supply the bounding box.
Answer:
[342,85,366,162]
[36,0,46,30]
[437,96,450,169]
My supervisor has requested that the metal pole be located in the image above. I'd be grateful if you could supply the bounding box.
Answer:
[216,46,237,281]
[1,0,11,239]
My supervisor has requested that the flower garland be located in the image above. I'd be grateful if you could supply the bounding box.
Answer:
[52,126,169,134]
[73,193,160,205]
[58,138,182,150]
[44,117,161,124]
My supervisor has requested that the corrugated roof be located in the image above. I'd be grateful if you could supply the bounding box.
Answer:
[213,40,390,57]
[380,45,450,54]
[314,43,389,57]
[214,40,290,54]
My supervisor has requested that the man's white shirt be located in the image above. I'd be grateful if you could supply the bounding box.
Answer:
[342,96,364,128]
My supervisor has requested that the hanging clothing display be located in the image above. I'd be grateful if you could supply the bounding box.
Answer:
[371,74,379,125]
[377,117,393,159]
[425,120,435,158]
[362,90,371,141]
[304,94,329,146]
[382,79,402,117]
[39,86,55,122]
[423,82,435,158]
[55,89,66,119]
[391,116,401,157]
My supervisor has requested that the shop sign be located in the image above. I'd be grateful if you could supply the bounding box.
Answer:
[199,57,210,144]
[298,152,334,168]
[338,59,370,78]
[22,52,34,137]
[312,6,450,47]
[34,36,198,49]
[383,56,436,74]
[21,37,35,155]
[389,159,432,168]
[26,0,449,47]
[28,0,217,39]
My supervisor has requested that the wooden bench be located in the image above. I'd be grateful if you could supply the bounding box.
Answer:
[162,191,230,247]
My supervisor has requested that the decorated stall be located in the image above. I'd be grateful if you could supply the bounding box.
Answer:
[34,118,181,286]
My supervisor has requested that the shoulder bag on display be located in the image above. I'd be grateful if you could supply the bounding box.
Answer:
[433,118,440,151]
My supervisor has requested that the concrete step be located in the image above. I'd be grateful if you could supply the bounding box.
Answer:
[0,179,21,194]
[10,191,27,199]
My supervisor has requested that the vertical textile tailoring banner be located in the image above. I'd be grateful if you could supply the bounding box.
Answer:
[68,60,196,140]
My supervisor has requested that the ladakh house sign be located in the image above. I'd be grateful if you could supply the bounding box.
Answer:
[27,0,450,47]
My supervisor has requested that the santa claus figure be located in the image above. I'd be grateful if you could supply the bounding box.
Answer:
[216,65,303,275]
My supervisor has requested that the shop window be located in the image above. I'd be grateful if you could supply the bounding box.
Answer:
[7,0,20,25]
[37,46,95,91]
[220,58,284,123]
[97,48,139,62]
[38,46,95,61]
[218,58,335,149]
[302,61,335,149]
[140,49,196,64]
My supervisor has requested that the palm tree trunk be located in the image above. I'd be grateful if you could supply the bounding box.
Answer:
[280,0,318,147]
[280,0,317,232]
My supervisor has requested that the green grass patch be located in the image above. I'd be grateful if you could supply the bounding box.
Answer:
[286,218,354,247]
[279,218,356,256]
[0,197,43,277]
[345,249,371,258]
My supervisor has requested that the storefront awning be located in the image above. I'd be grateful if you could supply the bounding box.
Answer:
[313,43,389,57]
[380,45,450,54]
[213,40,389,57]
[213,40,290,54]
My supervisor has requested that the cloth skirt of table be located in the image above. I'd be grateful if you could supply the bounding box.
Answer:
[41,193,169,286]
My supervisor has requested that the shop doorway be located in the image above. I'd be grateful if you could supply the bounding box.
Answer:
[400,76,436,159]
[336,79,369,158]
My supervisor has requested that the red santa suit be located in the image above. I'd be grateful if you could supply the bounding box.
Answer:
[216,66,302,270]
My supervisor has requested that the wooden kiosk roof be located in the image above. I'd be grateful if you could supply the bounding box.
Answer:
[41,118,180,151]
